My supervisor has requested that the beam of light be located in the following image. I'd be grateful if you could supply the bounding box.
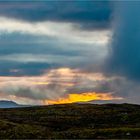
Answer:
[43,92,123,105]
[0,67,122,105]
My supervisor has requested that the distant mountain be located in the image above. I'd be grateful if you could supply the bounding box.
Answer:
[0,100,21,108]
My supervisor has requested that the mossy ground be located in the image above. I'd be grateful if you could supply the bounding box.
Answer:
[0,103,140,139]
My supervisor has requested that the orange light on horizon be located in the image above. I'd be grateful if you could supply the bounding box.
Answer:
[43,92,123,105]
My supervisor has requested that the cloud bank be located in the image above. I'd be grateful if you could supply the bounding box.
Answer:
[106,1,140,80]
[0,68,124,105]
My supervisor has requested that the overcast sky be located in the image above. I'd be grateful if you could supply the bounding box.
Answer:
[0,1,140,105]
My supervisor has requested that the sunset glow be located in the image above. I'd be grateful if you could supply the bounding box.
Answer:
[44,92,123,105]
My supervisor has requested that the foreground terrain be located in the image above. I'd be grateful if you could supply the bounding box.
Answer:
[0,103,140,139]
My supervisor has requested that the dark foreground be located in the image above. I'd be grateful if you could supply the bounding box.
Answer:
[0,103,140,139]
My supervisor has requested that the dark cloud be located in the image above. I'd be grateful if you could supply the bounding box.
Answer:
[0,1,112,76]
[106,1,140,80]
[66,77,128,97]
[0,31,108,76]
[0,61,59,76]
[0,1,112,30]
[0,34,80,56]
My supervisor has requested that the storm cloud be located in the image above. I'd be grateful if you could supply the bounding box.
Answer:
[106,1,140,80]
[0,1,112,30]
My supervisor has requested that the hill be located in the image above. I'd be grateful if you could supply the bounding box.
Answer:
[0,103,140,139]
[0,100,20,108]
[0,100,30,108]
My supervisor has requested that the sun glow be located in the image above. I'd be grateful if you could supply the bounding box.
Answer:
[44,92,123,105]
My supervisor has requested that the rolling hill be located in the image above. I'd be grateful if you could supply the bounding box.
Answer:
[0,103,140,139]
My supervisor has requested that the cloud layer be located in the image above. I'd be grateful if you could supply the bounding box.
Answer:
[0,1,112,29]
[1,1,140,105]
[0,68,124,105]
[0,16,110,76]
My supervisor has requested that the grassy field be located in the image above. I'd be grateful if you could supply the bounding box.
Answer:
[0,103,140,139]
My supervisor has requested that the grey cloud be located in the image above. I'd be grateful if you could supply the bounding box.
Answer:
[0,31,108,76]
[0,1,112,30]
[105,1,140,80]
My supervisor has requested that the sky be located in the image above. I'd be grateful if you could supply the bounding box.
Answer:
[0,1,140,105]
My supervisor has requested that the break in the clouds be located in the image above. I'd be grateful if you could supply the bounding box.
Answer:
[0,1,140,105]
[0,68,123,105]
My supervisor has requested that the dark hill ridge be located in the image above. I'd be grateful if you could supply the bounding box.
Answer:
[0,100,19,108]
[0,103,140,139]
[0,100,30,108]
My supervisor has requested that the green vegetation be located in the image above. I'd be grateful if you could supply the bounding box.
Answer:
[0,103,140,139]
